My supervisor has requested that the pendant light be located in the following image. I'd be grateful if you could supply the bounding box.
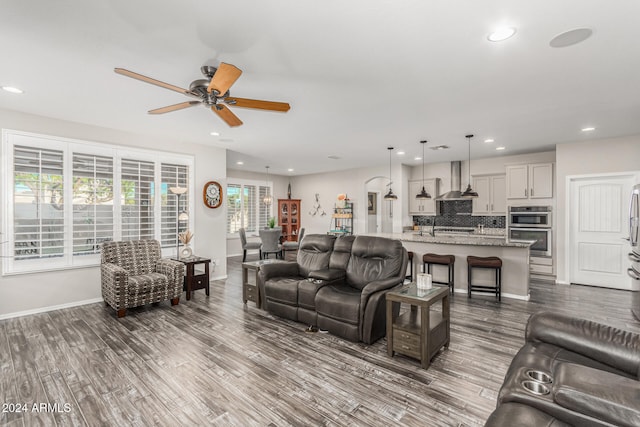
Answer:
[384,147,398,201]
[415,140,431,199]
[462,134,479,198]
[263,166,273,205]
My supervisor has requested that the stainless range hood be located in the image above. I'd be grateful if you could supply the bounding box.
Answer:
[436,161,467,200]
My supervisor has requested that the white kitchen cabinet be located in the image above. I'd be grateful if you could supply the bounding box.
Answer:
[472,174,506,215]
[409,179,439,215]
[506,163,553,200]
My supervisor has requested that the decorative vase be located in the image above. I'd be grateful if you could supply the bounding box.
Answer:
[180,244,193,258]
[287,183,292,199]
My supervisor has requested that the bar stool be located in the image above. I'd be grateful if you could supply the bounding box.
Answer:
[405,251,414,282]
[422,253,455,293]
[467,256,502,301]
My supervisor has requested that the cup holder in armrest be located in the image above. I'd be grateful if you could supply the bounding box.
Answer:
[522,380,550,396]
[526,370,552,384]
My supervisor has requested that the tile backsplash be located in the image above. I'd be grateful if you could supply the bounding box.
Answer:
[413,200,506,228]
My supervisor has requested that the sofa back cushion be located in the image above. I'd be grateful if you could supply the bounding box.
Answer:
[329,235,355,270]
[346,236,404,290]
[296,234,336,277]
[101,240,161,276]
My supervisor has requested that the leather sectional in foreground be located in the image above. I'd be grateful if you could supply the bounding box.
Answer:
[258,234,408,344]
[485,311,640,427]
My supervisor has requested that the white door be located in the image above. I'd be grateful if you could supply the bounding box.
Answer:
[570,174,636,289]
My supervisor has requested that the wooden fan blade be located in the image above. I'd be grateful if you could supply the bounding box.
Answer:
[149,101,201,114]
[224,97,290,112]
[207,63,242,95]
[212,105,243,127]
[115,68,192,95]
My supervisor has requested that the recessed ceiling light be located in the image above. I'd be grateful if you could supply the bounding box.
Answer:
[484,138,494,143]
[397,151,405,155]
[550,28,593,48]
[2,86,23,94]
[414,156,422,161]
[236,161,244,165]
[487,27,516,42]
[210,131,219,136]
[581,127,595,132]
[496,146,506,151]
[287,168,294,172]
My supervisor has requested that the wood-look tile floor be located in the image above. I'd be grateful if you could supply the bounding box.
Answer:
[1,257,639,426]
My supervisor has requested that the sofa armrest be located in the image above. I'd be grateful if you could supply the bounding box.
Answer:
[553,362,640,427]
[101,262,129,307]
[361,276,404,299]
[526,311,640,378]
[308,268,345,282]
[259,262,300,281]
[155,258,185,289]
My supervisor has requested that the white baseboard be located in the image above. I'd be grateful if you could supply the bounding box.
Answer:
[555,279,571,285]
[0,297,104,320]
[210,274,228,281]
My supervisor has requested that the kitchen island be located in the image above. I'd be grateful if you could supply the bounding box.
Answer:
[367,232,532,300]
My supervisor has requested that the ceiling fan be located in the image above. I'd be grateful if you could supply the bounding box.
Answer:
[114,62,290,127]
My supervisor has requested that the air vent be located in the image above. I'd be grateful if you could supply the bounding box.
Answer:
[430,145,449,150]
[328,155,341,160]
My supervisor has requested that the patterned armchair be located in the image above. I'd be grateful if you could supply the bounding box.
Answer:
[101,240,184,318]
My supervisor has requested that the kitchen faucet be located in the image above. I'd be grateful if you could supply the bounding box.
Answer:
[430,216,436,237]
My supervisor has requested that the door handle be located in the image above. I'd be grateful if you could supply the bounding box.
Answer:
[531,188,534,197]
[524,188,527,197]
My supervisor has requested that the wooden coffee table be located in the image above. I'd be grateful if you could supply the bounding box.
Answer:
[386,283,450,369]
[242,259,287,308]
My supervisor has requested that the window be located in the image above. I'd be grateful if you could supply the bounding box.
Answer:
[13,145,65,260]
[72,153,114,256]
[2,130,194,275]
[161,163,189,248]
[226,180,272,235]
[121,159,154,241]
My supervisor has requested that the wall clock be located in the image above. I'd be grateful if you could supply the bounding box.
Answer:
[203,181,223,208]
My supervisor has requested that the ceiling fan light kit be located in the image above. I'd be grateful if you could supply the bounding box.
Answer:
[114,61,290,127]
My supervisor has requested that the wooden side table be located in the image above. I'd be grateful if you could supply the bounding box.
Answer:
[386,284,450,369]
[242,259,286,308]
[171,256,210,301]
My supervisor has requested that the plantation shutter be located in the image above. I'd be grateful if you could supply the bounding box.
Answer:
[226,184,242,233]
[121,159,155,241]
[244,185,257,233]
[259,185,271,229]
[13,145,65,260]
[161,163,189,248]
[72,153,115,255]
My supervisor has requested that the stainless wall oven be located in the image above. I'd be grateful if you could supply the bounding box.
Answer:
[509,227,552,257]
[509,206,553,257]
[509,205,552,228]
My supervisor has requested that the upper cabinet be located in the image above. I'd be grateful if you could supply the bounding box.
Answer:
[506,163,553,200]
[408,178,440,215]
[472,174,506,215]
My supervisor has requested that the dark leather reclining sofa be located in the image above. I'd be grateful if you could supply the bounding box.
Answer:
[485,311,640,427]
[258,234,408,344]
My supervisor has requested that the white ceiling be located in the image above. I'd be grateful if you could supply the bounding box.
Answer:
[1,1,640,176]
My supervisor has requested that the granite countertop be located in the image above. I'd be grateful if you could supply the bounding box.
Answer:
[368,232,533,248]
